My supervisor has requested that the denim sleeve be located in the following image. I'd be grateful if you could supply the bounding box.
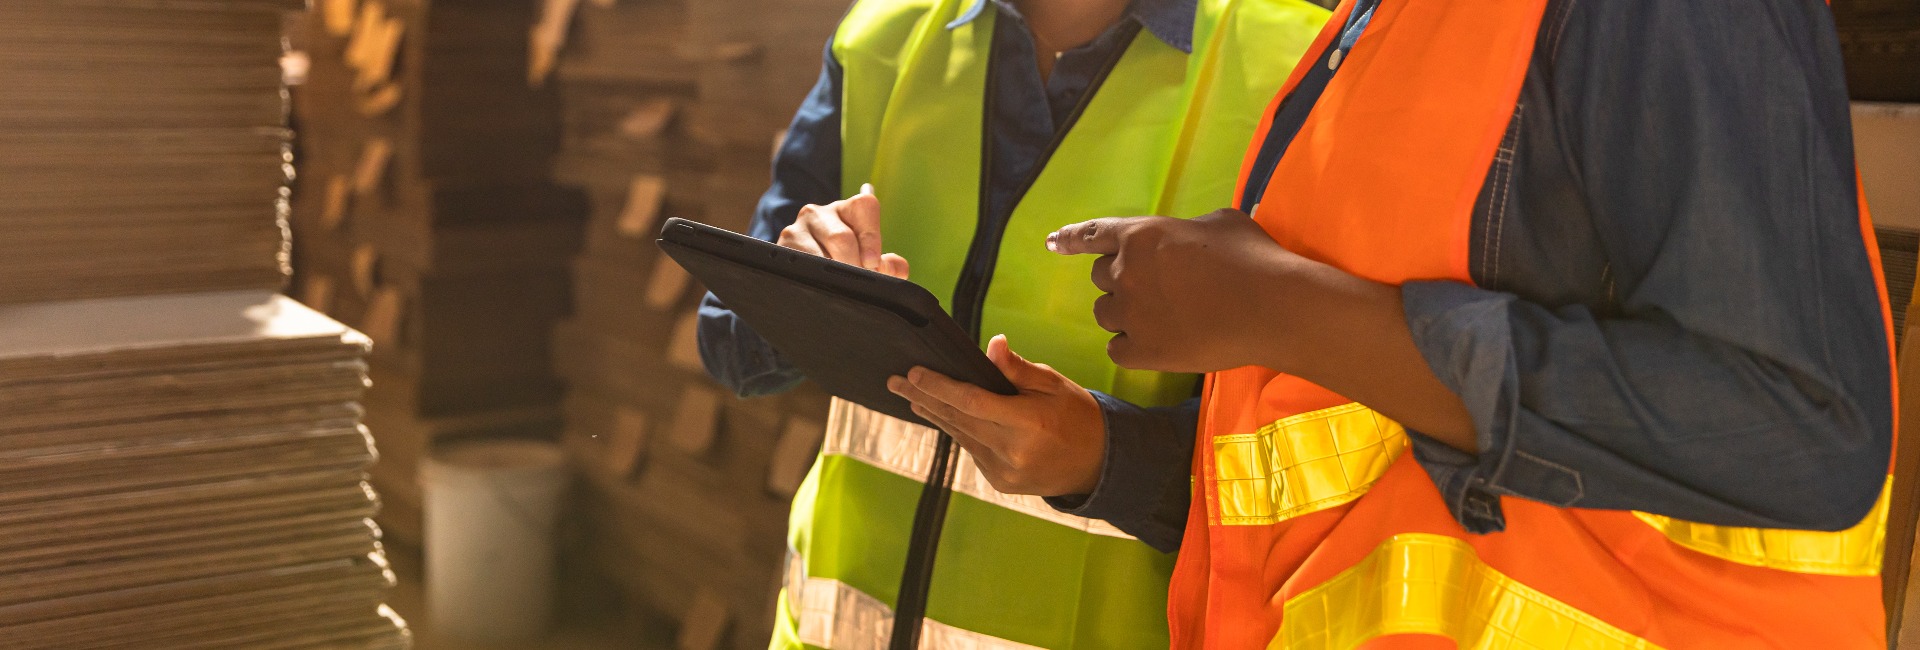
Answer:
[1401,0,1892,534]
[1044,393,1198,552]
[696,40,844,397]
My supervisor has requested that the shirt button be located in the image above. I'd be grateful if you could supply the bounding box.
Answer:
[1328,49,1344,71]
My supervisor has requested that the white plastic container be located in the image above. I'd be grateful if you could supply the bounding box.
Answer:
[421,438,569,642]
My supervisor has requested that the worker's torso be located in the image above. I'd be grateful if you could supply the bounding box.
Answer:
[1176,1,1893,648]
[771,0,1326,648]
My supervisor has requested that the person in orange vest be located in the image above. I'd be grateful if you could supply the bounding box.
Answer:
[888,0,1898,647]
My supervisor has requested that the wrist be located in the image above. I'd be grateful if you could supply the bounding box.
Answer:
[1063,388,1108,495]
[1253,256,1394,375]
[1243,255,1322,372]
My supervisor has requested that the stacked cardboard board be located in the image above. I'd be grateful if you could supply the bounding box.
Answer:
[289,0,588,543]
[0,292,408,649]
[0,0,295,305]
[1834,0,1920,102]
[542,0,843,646]
[0,1,407,646]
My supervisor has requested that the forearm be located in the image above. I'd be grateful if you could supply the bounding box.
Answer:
[1253,257,1477,452]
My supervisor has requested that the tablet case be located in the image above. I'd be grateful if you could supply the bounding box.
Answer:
[657,218,1015,426]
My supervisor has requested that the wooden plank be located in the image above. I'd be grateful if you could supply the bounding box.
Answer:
[618,174,669,239]
[666,385,723,456]
[766,417,822,498]
[677,587,731,650]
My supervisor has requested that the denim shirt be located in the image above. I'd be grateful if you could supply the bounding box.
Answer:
[1399,0,1890,533]
[698,0,1892,548]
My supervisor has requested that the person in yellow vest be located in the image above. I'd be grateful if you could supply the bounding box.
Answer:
[893,0,1898,647]
[695,0,1326,647]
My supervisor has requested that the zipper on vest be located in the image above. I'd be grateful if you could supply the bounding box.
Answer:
[887,22,1142,650]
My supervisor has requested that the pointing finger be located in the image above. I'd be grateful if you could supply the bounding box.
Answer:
[1047,217,1131,256]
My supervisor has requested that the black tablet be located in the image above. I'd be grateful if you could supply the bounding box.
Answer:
[657,218,1015,426]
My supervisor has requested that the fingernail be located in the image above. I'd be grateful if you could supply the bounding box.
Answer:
[907,368,923,383]
[861,182,875,196]
[887,376,905,394]
[1045,232,1059,252]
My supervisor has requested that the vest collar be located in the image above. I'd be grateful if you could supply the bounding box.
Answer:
[946,0,1197,54]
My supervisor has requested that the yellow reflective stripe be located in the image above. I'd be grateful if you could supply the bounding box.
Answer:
[1276,533,1661,650]
[783,549,1043,650]
[1213,403,1408,526]
[821,398,1135,539]
[1632,476,1891,577]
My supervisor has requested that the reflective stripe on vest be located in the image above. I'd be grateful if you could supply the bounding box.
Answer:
[1207,404,1891,578]
[820,398,1132,539]
[1277,534,1659,649]
[779,548,1043,650]
[783,399,1177,649]
[1633,477,1891,577]
[793,0,1328,648]
[1173,0,1897,648]
[1211,402,1407,525]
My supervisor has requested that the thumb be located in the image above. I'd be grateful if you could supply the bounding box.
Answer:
[987,334,1044,384]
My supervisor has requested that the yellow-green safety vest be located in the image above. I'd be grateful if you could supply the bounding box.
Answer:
[774,0,1327,647]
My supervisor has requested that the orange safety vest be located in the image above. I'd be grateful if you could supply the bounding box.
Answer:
[1170,1,1900,648]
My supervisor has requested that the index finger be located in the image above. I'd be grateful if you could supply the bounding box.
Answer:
[1046,217,1131,256]
[908,367,1016,422]
[839,183,883,270]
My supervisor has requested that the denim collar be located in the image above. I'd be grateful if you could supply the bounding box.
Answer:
[946,0,1197,54]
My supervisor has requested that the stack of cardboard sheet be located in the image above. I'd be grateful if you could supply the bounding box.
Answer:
[542,0,843,646]
[1835,0,1920,103]
[289,0,587,543]
[0,0,297,305]
[0,291,407,649]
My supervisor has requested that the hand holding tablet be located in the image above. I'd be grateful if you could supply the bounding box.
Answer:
[657,218,1015,427]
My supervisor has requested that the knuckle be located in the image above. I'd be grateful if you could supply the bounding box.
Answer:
[985,472,1018,494]
[1080,221,1106,244]
[1000,446,1030,471]
[1132,225,1165,250]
